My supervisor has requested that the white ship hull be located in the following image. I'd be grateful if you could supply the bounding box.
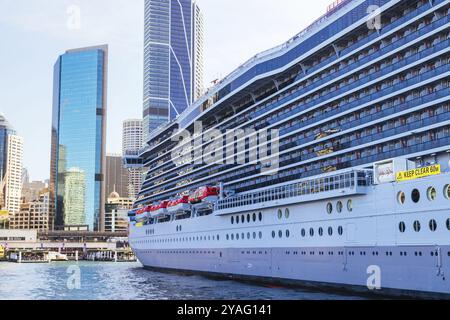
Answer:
[130,172,450,297]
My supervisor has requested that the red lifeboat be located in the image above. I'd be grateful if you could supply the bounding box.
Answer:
[167,196,191,213]
[189,187,220,205]
[155,200,169,215]
[135,207,148,222]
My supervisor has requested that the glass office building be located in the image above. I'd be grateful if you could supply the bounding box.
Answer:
[143,0,203,142]
[50,45,108,231]
[0,114,15,183]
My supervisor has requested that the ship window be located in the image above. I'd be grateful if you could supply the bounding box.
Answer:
[328,227,333,236]
[259,212,263,221]
[318,227,324,236]
[226,234,229,241]
[231,216,234,224]
[272,231,276,238]
[247,232,250,239]
[429,219,437,232]
[309,228,314,237]
[217,235,220,241]
[447,219,450,231]
[286,230,290,238]
[259,231,263,239]
[285,208,290,219]
[236,216,239,224]
[253,213,257,222]
[278,230,283,238]
[231,234,234,240]
[338,226,344,236]
[278,209,283,220]
[414,221,421,232]
[326,203,333,214]
[301,229,306,237]
[236,233,240,240]
[241,215,245,223]
[427,187,437,201]
[253,232,257,239]
[337,201,343,213]
[399,222,406,233]
[412,189,420,203]
[246,214,250,223]
[445,185,450,199]
[398,192,406,204]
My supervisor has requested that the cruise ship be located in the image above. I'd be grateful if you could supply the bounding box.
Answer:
[129,0,450,297]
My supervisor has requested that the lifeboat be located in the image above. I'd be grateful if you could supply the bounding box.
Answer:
[189,187,220,206]
[167,196,191,213]
[135,207,148,223]
[150,201,169,217]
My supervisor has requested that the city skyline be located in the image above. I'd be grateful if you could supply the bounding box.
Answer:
[0,0,331,181]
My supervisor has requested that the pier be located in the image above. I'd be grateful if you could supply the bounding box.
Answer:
[0,229,137,263]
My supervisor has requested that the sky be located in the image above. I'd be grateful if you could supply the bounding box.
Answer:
[0,0,331,181]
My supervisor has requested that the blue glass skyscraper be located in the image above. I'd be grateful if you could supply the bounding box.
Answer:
[143,0,204,142]
[0,114,15,183]
[50,45,108,232]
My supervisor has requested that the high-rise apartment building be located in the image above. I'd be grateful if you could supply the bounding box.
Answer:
[4,134,23,215]
[143,0,204,142]
[50,45,108,231]
[10,192,51,231]
[122,119,144,199]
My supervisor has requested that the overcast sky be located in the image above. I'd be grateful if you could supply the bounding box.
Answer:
[0,0,331,181]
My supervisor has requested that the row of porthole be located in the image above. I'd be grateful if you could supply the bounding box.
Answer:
[277,209,290,220]
[327,199,353,214]
[135,234,221,245]
[398,185,450,204]
[145,229,155,235]
[399,218,450,233]
[231,212,263,225]
[226,231,263,241]
[301,226,344,237]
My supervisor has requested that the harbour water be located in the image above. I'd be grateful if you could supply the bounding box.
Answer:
[0,262,365,300]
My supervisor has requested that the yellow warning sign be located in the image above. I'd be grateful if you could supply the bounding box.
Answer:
[396,164,441,182]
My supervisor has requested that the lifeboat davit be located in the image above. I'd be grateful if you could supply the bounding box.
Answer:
[150,201,169,217]
[189,187,220,207]
[167,196,191,213]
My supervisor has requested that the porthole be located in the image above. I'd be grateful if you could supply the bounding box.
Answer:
[236,216,239,224]
[411,189,420,203]
[347,199,353,212]
[241,215,245,223]
[286,230,290,238]
[259,231,263,239]
[447,218,450,231]
[399,222,406,233]
[445,185,450,199]
[278,230,283,238]
[301,229,306,237]
[309,228,314,237]
[231,234,234,240]
[247,214,251,223]
[285,208,290,219]
[247,232,251,240]
[253,232,256,239]
[231,216,234,224]
[338,226,344,236]
[318,227,324,237]
[241,233,244,240]
[326,203,333,214]
[253,213,257,222]
[427,187,437,201]
[258,212,263,221]
[272,231,276,238]
[413,221,421,232]
[397,191,406,204]
[328,227,333,236]
[337,201,343,213]
[236,233,240,240]
[429,219,437,232]
[277,209,283,220]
